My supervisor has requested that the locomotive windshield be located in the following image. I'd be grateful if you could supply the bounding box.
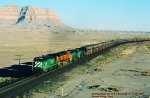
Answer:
[34,57,44,61]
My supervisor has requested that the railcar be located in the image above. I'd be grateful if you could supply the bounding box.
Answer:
[123,39,128,43]
[101,42,107,50]
[95,44,99,52]
[92,44,97,53]
[105,42,110,48]
[132,38,137,42]
[97,43,103,51]
[115,39,122,45]
[107,40,116,47]
[145,37,150,41]
[85,44,94,55]
[140,38,145,41]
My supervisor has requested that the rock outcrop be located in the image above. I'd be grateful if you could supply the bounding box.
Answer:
[0,4,64,28]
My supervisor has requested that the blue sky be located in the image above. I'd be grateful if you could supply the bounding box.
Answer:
[0,0,150,31]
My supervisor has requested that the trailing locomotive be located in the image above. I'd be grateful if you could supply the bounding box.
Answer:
[32,37,150,73]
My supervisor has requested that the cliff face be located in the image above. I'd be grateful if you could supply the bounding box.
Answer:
[0,4,64,28]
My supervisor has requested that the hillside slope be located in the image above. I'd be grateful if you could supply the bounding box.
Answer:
[0,4,64,28]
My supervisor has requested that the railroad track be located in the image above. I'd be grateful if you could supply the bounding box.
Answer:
[0,40,149,98]
[0,52,101,98]
[0,77,29,88]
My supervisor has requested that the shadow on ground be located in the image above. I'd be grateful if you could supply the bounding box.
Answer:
[0,62,33,78]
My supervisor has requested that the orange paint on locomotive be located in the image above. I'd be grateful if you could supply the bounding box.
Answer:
[56,52,71,62]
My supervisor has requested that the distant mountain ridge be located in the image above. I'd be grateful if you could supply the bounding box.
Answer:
[0,4,64,28]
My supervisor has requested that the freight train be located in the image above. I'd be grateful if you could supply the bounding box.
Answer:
[32,37,150,73]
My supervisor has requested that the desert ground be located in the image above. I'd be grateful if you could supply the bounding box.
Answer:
[21,42,150,98]
[0,27,150,98]
[0,27,148,68]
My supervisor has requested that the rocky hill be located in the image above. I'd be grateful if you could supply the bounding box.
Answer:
[0,4,64,28]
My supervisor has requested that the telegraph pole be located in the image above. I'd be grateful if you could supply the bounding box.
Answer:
[15,54,23,66]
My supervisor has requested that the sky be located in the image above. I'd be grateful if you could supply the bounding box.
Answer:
[0,0,150,31]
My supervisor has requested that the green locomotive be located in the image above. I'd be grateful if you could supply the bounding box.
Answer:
[33,53,58,73]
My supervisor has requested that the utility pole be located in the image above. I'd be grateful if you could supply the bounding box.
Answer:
[15,54,23,66]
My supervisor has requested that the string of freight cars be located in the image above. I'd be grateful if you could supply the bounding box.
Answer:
[0,37,150,98]
[32,37,150,73]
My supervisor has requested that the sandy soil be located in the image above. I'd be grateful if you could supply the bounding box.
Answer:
[0,28,149,68]
[0,27,150,97]
[25,42,150,98]
[0,28,149,85]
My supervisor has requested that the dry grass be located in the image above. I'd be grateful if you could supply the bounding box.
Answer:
[0,27,149,67]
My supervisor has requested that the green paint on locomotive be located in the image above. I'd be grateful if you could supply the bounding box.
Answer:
[77,47,86,58]
[78,50,85,57]
[70,48,86,60]
[33,47,86,73]
[71,51,78,60]
[33,54,58,72]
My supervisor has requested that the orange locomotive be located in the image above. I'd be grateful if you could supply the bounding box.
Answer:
[56,51,71,65]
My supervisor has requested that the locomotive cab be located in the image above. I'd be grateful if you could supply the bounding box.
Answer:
[33,56,44,74]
